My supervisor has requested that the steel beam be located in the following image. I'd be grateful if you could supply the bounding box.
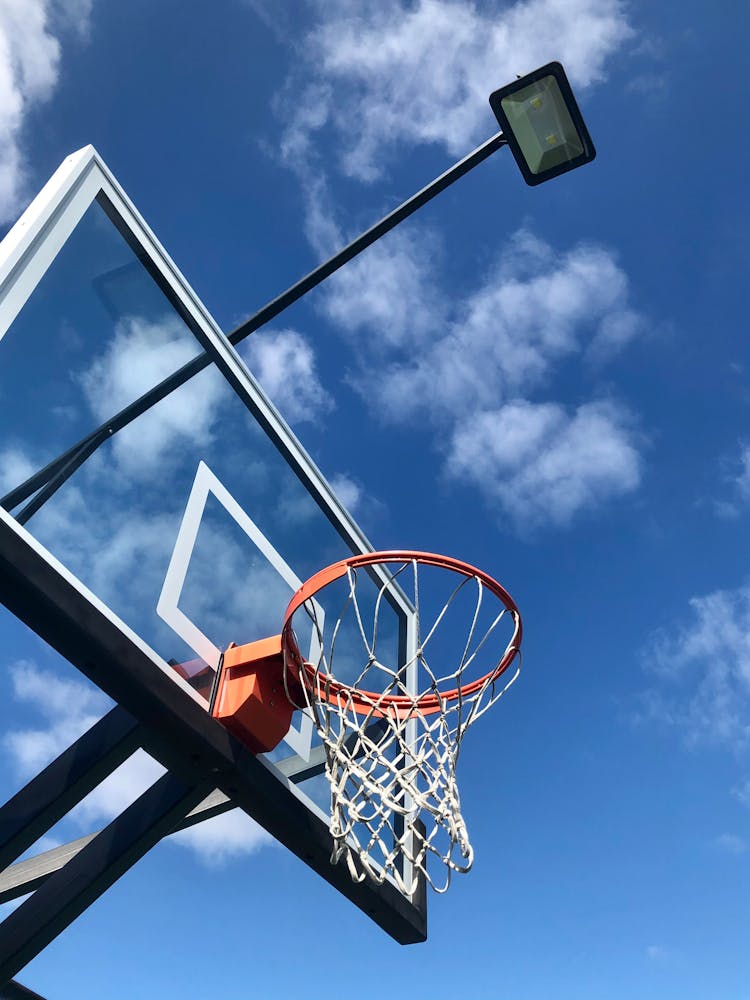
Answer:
[0,789,236,904]
[0,730,382,904]
[0,706,141,873]
[0,772,211,986]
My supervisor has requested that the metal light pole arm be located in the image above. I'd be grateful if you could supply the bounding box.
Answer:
[226,131,507,345]
[0,132,507,520]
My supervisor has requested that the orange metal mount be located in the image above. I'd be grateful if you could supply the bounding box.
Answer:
[211,635,296,754]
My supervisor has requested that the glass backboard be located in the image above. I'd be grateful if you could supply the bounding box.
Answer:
[0,147,424,941]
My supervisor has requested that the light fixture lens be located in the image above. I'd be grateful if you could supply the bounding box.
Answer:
[500,75,584,175]
[489,62,596,185]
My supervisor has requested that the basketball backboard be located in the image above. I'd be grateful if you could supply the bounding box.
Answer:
[0,147,425,942]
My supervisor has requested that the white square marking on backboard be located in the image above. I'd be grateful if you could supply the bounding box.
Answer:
[157,460,318,760]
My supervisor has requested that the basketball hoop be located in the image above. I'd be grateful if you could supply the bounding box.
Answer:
[281,550,522,896]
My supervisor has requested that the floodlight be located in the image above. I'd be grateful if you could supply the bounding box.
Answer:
[489,61,596,186]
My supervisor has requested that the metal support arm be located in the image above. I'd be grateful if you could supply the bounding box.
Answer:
[0,705,142,874]
[0,772,212,987]
[0,133,507,521]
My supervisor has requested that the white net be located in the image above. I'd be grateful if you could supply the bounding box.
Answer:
[283,554,521,897]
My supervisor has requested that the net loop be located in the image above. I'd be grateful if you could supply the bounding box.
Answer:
[282,551,522,896]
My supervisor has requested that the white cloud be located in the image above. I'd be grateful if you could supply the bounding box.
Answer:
[71,750,271,866]
[73,749,166,827]
[80,316,195,415]
[0,0,92,223]
[446,399,641,528]
[714,833,748,855]
[32,833,63,855]
[368,233,639,423]
[643,584,750,747]
[0,445,35,496]
[288,0,634,180]
[274,469,372,534]
[271,477,328,528]
[340,231,645,530]
[4,660,111,775]
[272,168,444,353]
[85,511,179,604]
[321,229,444,351]
[171,808,272,865]
[329,473,362,513]
[586,308,644,362]
[178,530,296,649]
[78,315,225,477]
[29,482,183,629]
[50,0,94,36]
[716,444,750,518]
[270,467,373,534]
[240,328,333,423]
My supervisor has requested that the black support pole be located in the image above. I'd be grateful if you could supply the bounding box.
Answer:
[0,706,142,874]
[0,132,507,518]
[0,772,212,987]
[225,131,507,345]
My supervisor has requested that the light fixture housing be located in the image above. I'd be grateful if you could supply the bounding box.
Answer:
[489,61,596,186]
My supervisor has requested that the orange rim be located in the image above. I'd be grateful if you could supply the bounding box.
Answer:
[282,550,522,718]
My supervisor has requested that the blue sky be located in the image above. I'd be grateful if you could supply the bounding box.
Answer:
[1,0,749,997]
